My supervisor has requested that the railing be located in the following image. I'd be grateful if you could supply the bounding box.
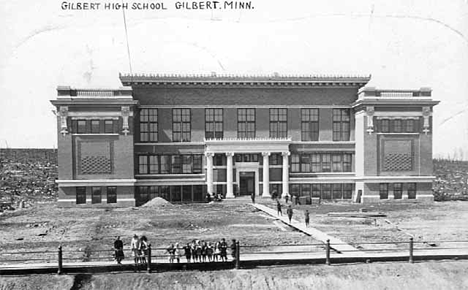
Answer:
[1,239,468,274]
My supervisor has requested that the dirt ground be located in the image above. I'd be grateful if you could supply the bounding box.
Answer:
[262,200,468,250]
[1,261,467,290]
[1,200,468,263]
[0,199,317,263]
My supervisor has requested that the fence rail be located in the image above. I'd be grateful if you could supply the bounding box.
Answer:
[1,239,468,274]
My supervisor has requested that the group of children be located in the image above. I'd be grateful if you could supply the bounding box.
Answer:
[113,235,237,265]
[167,238,237,263]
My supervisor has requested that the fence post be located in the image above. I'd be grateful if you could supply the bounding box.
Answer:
[57,245,63,275]
[409,238,414,263]
[326,239,331,265]
[235,241,240,269]
[147,244,152,273]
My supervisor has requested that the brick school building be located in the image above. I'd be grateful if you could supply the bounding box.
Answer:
[50,73,439,207]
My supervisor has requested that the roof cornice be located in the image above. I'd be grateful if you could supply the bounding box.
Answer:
[119,73,371,87]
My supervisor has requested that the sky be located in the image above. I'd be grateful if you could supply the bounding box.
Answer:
[0,0,467,159]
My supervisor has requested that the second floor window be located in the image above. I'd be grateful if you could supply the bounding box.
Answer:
[138,154,203,174]
[140,109,158,142]
[332,109,350,141]
[173,109,191,142]
[301,109,319,141]
[238,108,255,138]
[269,108,288,138]
[205,109,223,139]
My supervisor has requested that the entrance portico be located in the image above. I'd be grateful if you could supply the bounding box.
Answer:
[204,138,291,198]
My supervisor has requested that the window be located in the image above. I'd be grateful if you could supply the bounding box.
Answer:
[311,184,321,198]
[91,120,100,133]
[291,154,300,173]
[301,184,311,197]
[332,154,342,172]
[140,109,158,142]
[405,119,415,133]
[173,109,191,142]
[322,184,332,200]
[160,155,170,174]
[104,120,114,133]
[92,187,102,204]
[138,155,148,174]
[301,109,319,141]
[393,119,402,133]
[300,155,310,172]
[269,108,288,138]
[214,154,226,166]
[381,119,390,133]
[332,184,343,199]
[237,108,256,138]
[311,154,321,172]
[149,155,159,174]
[182,155,193,173]
[322,154,331,172]
[393,183,403,199]
[343,184,353,199]
[171,155,182,174]
[407,183,417,199]
[77,120,87,134]
[332,109,350,141]
[379,183,389,199]
[236,154,259,163]
[205,109,223,139]
[343,154,352,172]
[270,153,282,165]
[193,155,203,173]
[76,187,86,204]
[107,186,117,203]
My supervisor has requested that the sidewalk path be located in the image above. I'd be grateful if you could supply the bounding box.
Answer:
[251,203,365,255]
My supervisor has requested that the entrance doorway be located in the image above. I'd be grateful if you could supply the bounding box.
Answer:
[239,171,255,196]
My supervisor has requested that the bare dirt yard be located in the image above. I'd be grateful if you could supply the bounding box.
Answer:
[0,199,318,263]
[262,200,468,251]
[1,260,467,290]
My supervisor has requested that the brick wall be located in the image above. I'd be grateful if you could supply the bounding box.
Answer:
[134,87,359,106]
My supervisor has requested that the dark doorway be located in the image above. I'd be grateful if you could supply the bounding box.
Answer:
[239,172,255,196]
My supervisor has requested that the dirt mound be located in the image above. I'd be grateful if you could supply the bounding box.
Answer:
[141,197,172,208]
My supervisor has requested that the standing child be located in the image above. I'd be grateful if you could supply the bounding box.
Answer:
[304,209,310,227]
[113,236,124,264]
[206,242,214,262]
[167,244,176,263]
[220,238,228,262]
[130,234,141,269]
[230,239,237,261]
[277,200,282,216]
[287,205,293,223]
[214,242,221,261]
[184,243,192,263]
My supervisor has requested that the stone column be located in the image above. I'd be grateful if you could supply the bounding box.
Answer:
[262,152,271,198]
[205,152,214,195]
[226,152,234,198]
[282,151,290,198]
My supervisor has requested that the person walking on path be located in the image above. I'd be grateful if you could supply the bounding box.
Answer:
[251,192,255,204]
[285,193,289,204]
[277,200,282,216]
[113,236,124,264]
[287,205,293,223]
[304,209,310,227]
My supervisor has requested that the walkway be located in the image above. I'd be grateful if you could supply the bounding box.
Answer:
[251,203,365,255]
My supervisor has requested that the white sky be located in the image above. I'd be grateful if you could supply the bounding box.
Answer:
[0,0,467,159]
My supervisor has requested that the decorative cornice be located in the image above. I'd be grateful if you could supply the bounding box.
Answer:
[119,73,371,87]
